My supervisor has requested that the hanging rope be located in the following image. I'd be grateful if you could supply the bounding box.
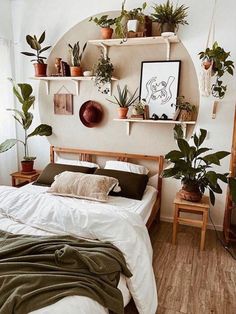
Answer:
[199,0,217,97]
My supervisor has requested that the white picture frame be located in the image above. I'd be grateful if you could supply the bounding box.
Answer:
[139,60,181,119]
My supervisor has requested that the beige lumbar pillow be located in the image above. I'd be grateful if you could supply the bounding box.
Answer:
[47,171,120,202]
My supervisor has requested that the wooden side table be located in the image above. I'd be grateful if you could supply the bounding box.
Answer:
[10,171,41,187]
[172,193,210,250]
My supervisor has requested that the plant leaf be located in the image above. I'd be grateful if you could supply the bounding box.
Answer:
[165,150,185,161]
[209,189,215,205]
[0,139,18,153]
[177,138,190,156]
[27,124,52,138]
[198,129,207,146]
[38,31,45,44]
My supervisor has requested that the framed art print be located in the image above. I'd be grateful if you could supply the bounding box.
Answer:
[139,60,181,119]
[54,94,73,115]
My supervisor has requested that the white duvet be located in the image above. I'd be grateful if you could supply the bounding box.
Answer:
[0,186,157,314]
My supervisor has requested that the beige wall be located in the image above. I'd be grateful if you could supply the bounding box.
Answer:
[11,0,236,229]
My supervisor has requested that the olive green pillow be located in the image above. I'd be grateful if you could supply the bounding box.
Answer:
[33,163,97,186]
[94,168,148,200]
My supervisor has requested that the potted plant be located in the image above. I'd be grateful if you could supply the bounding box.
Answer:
[89,15,117,39]
[94,52,114,91]
[107,85,138,119]
[162,125,236,205]
[21,31,51,77]
[122,1,147,33]
[0,80,52,173]
[68,42,87,77]
[199,41,234,99]
[172,96,196,121]
[151,0,188,35]
[132,101,145,115]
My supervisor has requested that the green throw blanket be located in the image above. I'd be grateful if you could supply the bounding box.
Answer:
[0,230,132,314]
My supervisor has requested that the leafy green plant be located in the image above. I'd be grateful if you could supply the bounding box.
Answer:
[68,42,87,67]
[173,96,196,112]
[89,15,116,28]
[133,101,145,114]
[0,80,52,160]
[151,0,188,28]
[107,85,138,108]
[199,41,234,98]
[21,31,51,64]
[122,1,147,23]
[162,125,236,205]
[94,53,114,87]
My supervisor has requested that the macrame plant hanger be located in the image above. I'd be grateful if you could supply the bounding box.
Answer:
[199,0,217,97]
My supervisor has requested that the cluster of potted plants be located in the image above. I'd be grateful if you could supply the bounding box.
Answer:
[90,0,189,40]
[172,96,196,121]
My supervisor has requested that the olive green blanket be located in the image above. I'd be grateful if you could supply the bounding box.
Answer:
[0,230,132,314]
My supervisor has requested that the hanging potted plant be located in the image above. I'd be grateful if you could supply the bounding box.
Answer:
[151,0,188,35]
[0,80,52,173]
[162,125,236,204]
[21,31,51,77]
[94,52,114,93]
[89,15,117,39]
[199,41,234,99]
[122,1,147,33]
[107,85,138,119]
[68,41,87,77]
[172,96,196,121]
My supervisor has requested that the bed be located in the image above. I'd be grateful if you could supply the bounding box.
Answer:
[0,146,164,314]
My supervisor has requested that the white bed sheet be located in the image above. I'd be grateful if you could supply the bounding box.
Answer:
[0,184,158,314]
[20,183,158,224]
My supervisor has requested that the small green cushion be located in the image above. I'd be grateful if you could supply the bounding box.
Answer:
[34,163,96,186]
[94,169,148,200]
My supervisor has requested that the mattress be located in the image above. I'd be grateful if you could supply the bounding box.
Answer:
[20,183,158,224]
[0,184,158,314]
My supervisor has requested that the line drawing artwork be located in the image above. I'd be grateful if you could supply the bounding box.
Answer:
[145,76,175,104]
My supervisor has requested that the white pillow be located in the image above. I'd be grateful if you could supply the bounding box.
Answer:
[56,156,99,168]
[148,174,159,188]
[48,171,120,202]
[104,160,149,175]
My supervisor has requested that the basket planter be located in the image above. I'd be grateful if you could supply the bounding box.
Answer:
[178,110,192,121]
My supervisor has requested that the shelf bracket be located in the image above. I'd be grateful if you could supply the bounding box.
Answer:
[99,43,109,59]
[72,80,80,96]
[126,121,131,135]
[164,38,171,61]
[44,80,50,95]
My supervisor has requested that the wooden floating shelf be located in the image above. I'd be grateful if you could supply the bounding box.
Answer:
[88,35,179,47]
[113,119,196,136]
[30,76,119,95]
[88,35,180,60]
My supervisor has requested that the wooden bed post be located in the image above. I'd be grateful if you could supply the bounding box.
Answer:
[50,146,55,163]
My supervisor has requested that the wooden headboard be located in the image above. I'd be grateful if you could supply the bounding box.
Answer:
[50,145,164,229]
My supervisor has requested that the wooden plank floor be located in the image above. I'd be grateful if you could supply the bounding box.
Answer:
[125,221,236,314]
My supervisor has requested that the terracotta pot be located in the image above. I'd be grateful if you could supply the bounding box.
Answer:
[70,66,83,77]
[21,160,35,173]
[161,23,175,34]
[118,107,128,119]
[178,110,192,121]
[34,63,47,77]
[101,27,113,40]
[202,59,212,70]
[179,182,202,202]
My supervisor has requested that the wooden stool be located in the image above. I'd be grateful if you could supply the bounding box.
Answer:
[172,193,210,250]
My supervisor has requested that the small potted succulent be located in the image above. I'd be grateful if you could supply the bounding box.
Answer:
[132,101,145,115]
[94,52,114,92]
[0,80,52,173]
[89,15,117,39]
[68,41,87,77]
[21,31,51,77]
[162,126,236,205]
[107,84,138,119]
[199,41,234,98]
[172,96,196,121]
[151,0,188,35]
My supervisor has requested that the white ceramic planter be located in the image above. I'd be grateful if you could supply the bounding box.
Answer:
[127,19,139,32]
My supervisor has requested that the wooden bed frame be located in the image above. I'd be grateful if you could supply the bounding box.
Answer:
[50,146,164,230]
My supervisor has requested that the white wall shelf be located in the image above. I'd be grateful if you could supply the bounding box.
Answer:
[88,35,180,60]
[113,118,196,137]
[30,76,119,95]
